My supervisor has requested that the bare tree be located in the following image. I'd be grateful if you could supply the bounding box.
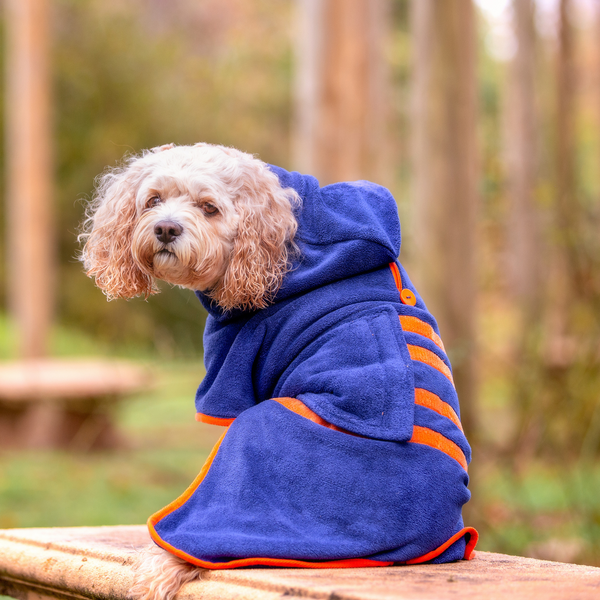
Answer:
[5,0,54,358]
[410,0,478,439]
[293,0,389,185]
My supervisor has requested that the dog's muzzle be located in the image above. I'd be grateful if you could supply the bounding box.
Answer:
[154,220,183,245]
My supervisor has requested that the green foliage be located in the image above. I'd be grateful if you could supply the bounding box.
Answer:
[476,461,600,566]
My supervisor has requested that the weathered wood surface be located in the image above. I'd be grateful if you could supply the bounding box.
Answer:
[0,526,599,600]
[0,360,149,401]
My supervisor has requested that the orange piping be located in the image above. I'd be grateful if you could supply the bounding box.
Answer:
[399,315,446,353]
[415,388,463,432]
[405,526,479,564]
[196,413,235,426]
[408,345,454,384]
[389,262,403,290]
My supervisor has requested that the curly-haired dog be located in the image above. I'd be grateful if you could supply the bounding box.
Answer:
[81,143,477,600]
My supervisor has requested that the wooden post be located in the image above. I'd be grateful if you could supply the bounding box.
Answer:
[410,0,478,439]
[293,0,389,185]
[5,0,54,359]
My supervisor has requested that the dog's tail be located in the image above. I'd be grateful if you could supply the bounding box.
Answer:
[129,544,200,600]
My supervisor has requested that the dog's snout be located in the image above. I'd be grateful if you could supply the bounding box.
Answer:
[154,220,183,244]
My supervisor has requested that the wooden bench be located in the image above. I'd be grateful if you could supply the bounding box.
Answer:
[0,359,151,450]
[0,526,599,600]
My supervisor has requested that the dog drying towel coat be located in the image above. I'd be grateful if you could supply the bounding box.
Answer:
[149,166,478,568]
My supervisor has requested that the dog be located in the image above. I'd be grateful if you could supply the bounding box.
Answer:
[80,143,477,600]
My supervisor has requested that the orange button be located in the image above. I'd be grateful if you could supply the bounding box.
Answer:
[400,289,416,306]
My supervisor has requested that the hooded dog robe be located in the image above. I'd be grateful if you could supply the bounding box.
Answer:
[149,166,478,568]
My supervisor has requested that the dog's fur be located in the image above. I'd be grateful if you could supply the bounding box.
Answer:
[80,143,302,600]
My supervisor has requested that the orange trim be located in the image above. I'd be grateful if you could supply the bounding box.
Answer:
[405,526,479,564]
[415,388,463,432]
[408,345,454,384]
[273,397,362,437]
[196,413,235,426]
[389,262,402,290]
[410,425,468,471]
[400,315,446,352]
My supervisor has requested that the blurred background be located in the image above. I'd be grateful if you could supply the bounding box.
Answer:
[1,0,600,567]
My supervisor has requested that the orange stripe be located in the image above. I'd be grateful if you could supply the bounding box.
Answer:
[405,526,479,564]
[273,397,362,436]
[408,344,454,384]
[410,425,468,471]
[389,262,402,290]
[196,413,235,426]
[415,388,463,432]
[400,315,446,352]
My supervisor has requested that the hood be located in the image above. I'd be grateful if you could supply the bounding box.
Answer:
[196,165,401,319]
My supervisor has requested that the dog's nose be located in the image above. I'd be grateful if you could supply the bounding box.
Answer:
[154,220,183,244]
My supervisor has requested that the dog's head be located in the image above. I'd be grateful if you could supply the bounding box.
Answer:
[79,143,300,311]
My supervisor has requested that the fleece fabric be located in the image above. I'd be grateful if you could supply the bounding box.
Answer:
[149,166,477,568]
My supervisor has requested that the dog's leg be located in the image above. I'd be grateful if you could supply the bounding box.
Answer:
[129,544,201,600]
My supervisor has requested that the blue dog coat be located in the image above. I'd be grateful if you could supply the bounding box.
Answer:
[149,166,478,568]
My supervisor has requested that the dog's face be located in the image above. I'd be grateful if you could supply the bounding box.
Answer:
[80,143,300,311]
[130,156,240,292]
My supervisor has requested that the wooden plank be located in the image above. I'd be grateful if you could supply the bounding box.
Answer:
[0,526,599,600]
[0,360,151,450]
[0,360,151,401]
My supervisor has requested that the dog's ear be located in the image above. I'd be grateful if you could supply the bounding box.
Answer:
[216,164,299,312]
[79,162,157,300]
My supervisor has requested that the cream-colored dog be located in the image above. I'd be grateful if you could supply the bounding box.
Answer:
[80,143,301,600]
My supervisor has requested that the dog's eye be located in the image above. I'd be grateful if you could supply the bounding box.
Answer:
[202,203,219,216]
[146,196,161,208]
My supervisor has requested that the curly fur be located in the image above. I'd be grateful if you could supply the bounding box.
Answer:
[129,544,200,600]
[79,143,301,311]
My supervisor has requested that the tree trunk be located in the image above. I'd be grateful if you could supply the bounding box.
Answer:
[545,0,576,368]
[506,0,541,312]
[410,0,478,440]
[293,0,389,185]
[5,0,54,358]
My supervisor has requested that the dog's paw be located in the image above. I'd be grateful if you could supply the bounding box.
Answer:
[129,544,200,600]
